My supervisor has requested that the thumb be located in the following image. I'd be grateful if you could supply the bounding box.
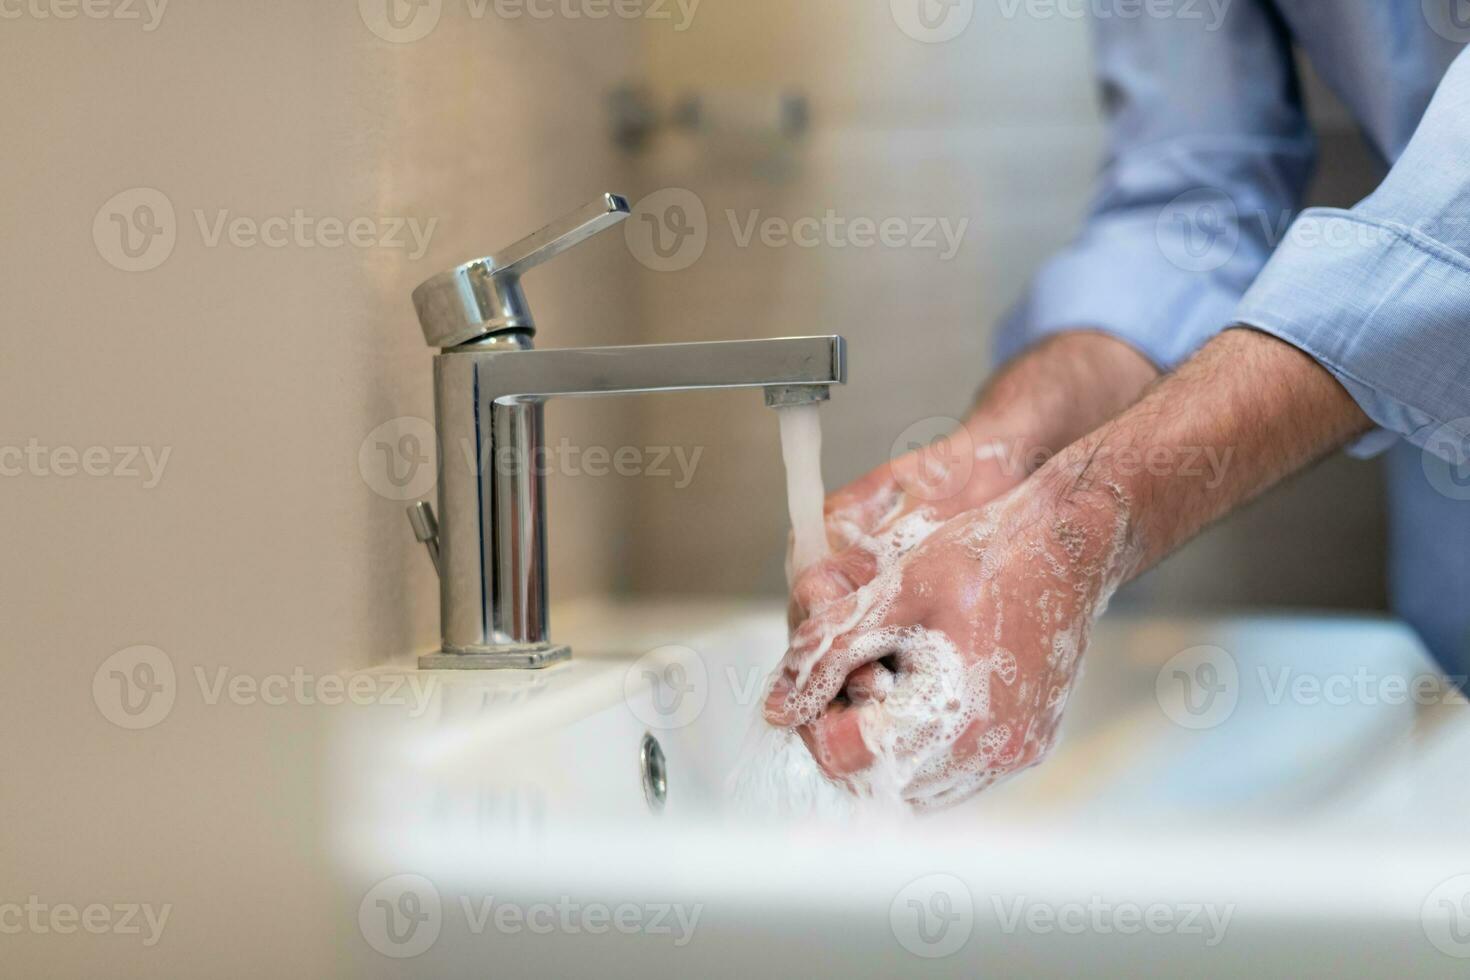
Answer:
[764,589,899,727]
[787,545,881,632]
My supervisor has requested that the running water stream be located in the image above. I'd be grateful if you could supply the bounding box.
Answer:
[726,401,863,819]
[777,403,829,575]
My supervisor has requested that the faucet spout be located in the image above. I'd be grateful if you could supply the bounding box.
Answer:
[422,334,845,669]
[477,336,845,403]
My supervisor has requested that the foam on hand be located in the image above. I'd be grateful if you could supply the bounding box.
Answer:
[731,409,1139,816]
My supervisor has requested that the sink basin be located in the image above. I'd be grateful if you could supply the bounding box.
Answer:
[324,601,1470,977]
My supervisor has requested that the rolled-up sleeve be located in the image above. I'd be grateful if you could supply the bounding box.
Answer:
[1234,45,1470,459]
[998,0,1316,369]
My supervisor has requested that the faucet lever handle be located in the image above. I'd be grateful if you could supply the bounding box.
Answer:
[489,193,631,278]
[412,193,631,349]
[407,501,442,579]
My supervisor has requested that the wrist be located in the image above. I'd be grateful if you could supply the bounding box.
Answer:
[1025,328,1372,580]
[1027,427,1151,582]
[966,331,1160,469]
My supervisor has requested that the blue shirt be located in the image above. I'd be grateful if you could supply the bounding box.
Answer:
[998,1,1470,672]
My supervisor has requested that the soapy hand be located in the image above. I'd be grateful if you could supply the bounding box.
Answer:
[788,332,1162,632]
[787,424,1030,630]
[765,479,1135,809]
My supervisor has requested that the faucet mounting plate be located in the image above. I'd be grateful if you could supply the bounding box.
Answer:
[419,644,571,670]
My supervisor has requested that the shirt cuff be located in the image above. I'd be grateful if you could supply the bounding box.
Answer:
[997,192,1282,372]
[996,244,1240,371]
[1233,208,1470,460]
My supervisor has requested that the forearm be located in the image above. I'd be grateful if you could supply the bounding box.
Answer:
[1039,327,1372,576]
[965,331,1159,471]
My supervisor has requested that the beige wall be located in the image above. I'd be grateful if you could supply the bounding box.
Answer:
[1,2,641,680]
[2,6,647,975]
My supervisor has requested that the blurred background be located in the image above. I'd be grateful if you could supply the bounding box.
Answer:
[1,2,1393,684]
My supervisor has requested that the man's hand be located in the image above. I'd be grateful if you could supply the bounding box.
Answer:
[766,476,1134,809]
[788,331,1157,630]
[769,328,1371,810]
[787,430,1031,630]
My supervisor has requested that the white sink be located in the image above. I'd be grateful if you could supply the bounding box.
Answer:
[323,601,1470,977]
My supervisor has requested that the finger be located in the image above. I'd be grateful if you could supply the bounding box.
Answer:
[900,716,1032,807]
[765,592,899,727]
[886,434,978,506]
[798,702,875,778]
[787,546,881,631]
[843,661,893,705]
[824,466,903,546]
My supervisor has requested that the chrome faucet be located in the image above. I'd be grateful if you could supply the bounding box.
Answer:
[407,193,846,669]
